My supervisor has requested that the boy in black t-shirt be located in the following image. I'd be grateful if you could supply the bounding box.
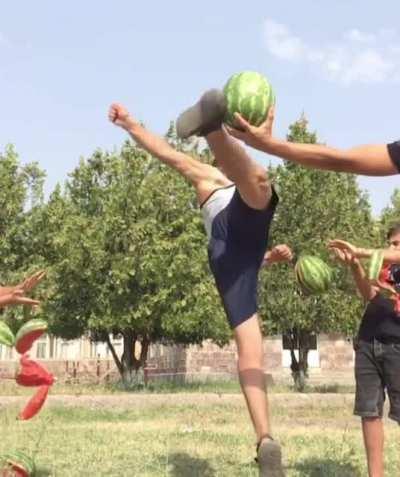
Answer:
[330,225,400,477]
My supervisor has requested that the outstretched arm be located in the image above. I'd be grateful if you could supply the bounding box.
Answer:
[329,240,400,264]
[330,247,376,302]
[109,103,214,187]
[227,108,399,177]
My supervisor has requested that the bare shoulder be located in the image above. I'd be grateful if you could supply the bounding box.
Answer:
[195,165,233,205]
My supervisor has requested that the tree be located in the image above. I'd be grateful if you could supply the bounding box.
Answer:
[43,134,229,383]
[379,188,400,240]
[259,116,376,390]
[0,146,47,328]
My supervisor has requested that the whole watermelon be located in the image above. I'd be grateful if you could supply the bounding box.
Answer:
[295,255,332,295]
[223,71,275,127]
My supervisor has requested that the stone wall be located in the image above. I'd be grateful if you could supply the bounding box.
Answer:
[0,334,356,385]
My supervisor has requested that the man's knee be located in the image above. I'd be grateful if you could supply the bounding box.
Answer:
[237,345,264,369]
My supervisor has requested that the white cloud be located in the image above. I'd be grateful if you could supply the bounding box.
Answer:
[0,32,13,48]
[263,20,400,85]
[344,29,376,44]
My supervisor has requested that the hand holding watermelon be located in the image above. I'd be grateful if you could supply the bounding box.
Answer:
[228,106,276,152]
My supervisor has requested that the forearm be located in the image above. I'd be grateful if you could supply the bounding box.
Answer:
[355,248,400,263]
[262,139,350,171]
[349,261,375,301]
[258,140,396,176]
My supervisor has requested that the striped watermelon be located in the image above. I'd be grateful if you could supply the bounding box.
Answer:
[295,255,332,295]
[0,321,15,348]
[15,319,47,355]
[0,451,35,476]
[368,249,384,281]
[223,71,275,127]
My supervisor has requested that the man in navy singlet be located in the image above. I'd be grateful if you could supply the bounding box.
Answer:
[110,91,292,476]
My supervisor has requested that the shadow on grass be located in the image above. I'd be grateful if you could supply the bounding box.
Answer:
[35,468,52,477]
[292,458,361,477]
[168,452,215,477]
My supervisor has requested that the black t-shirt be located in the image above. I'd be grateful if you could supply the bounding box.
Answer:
[358,293,400,342]
[387,141,400,172]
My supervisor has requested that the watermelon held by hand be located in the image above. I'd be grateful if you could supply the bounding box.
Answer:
[223,71,275,128]
[295,255,332,295]
[15,319,48,355]
[0,321,15,348]
[368,249,384,281]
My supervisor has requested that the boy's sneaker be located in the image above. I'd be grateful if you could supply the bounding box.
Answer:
[176,89,227,139]
[256,436,285,477]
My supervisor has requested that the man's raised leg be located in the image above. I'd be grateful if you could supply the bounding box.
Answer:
[206,128,272,210]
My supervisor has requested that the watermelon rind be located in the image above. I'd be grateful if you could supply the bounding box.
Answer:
[0,321,15,347]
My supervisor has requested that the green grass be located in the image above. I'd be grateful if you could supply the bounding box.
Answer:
[0,394,398,476]
[0,379,356,396]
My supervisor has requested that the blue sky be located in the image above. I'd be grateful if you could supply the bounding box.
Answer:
[0,0,399,216]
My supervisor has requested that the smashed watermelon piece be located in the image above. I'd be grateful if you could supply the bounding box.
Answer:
[15,319,47,355]
[0,450,35,477]
[16,355,54,387]
[18,385,50,421]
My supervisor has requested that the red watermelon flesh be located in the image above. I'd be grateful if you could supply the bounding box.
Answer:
[1,462,30,477]
[16,330,45,354]
[16,355,54,387]
[18,385,50,421]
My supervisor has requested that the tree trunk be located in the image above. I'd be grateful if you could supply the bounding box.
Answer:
[289,328,310,392]
[105,331,151,385]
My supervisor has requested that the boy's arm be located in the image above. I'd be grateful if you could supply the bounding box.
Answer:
[348,259,377,302]
[228,108,399,176]
[329,240,400,264]
[330,247,376,302]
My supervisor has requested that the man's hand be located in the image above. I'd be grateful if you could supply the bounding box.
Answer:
[328,239,362,257]
[18,270,46,293]
[108,103,137,131]
[264,244,293,265]
[226,106,276,151]
[0,288,40,308]
[330,247,359,267]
